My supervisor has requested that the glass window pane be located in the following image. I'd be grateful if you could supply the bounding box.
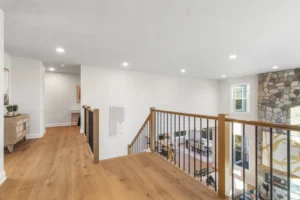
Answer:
[235,100,242,110]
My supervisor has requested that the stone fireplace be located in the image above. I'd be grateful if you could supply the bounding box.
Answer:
[257,68,300,200]
[258,68,300,125]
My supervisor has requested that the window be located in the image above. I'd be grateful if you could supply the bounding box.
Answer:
[234,135,249,169]
[232,85,249,112]
[201,128,213,141]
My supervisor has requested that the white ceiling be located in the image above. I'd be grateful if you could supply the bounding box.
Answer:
[45,64,80,74]
[1,0,300,79]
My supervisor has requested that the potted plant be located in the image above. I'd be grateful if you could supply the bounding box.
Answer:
[13,105,18,116]
[6,105,13,116]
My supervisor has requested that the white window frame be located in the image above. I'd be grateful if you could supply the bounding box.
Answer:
[234,134,250,170]
[231,83,251,113]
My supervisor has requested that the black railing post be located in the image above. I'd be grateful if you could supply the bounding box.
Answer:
[189,116,191,174]
[167,114,169,160]
[179,115,181,168]
[206,119,209,186]
[194,117,196,177]
[242,124,245,200]
[270,128,273,200]
[183,116,186,171]
[214,120,217,191]
[200,118,202,182]
[174,115,177,165]
[287,130,291,200]
[255,126,258,200]
[231,122,234,200]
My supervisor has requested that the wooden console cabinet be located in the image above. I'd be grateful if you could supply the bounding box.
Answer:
[4,114,29,153]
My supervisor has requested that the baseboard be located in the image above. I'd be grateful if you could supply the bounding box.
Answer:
[0,170,6,185]
[45,122,71,128]
[26,132,45,139]
[80,128,84,134]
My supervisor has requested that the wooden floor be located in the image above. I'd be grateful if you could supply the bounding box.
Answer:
[0,126,223,200]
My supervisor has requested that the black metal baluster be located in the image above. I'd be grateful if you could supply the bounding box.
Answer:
[163,113,165,157]
[156,112,158,154]
[147,122,149,149]
[189,116,191,174]
[167,114,169,160]
[287,130,291,200]
[137,133,139,153]
[243,124,245,200]
[160,112,162,156]
[179,115,181,168]
[174,115,177,165]
[206,119,209,186]
[214,120,217,191]
[270,128,273,200]
[171,114,173,164]
[200,118,203,182]
[232,122,234,200]
[143,127,145,151]
[164,113,166,159]
[183,116,186,171]
[255,126,258,200]
[194,117,196,177]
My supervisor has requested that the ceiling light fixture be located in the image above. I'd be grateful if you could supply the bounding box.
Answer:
[122,62,129,67]
[49,67,55,71]
[273,65,279,69]
[56,47,65,53]
[221,74,227,78]
[181,69,186,73]
[229,54,237,60]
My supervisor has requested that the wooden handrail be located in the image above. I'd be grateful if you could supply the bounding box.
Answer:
[153,109,218,120]
[154,108,300,132]
[226,118,300,132]
[130,114,151,146]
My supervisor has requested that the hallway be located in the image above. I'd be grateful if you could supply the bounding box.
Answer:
[0,127,223,200]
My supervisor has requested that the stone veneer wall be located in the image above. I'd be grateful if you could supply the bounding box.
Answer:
[257,68,300,199]
[258,68,300,126]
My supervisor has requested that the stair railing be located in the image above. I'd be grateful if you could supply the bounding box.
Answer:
[83,105,99,163]
[129,108,300,199]
[128,112,151,155]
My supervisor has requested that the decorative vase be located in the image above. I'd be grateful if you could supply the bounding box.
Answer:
[7,112,13,116]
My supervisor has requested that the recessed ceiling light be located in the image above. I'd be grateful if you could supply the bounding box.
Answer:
[221,74,227,78]
[273,65,279,69]
[122,62,129,67]
[56,47,65,53]
[181,69,186,73]
[229,54,237,60]
[49,67,55,71]
[61,64,65,67]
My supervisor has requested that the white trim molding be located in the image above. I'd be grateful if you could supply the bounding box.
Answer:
[80,128,84,134]
[0,170,6,185]
[45,122,71,128]
[26,132,45,139]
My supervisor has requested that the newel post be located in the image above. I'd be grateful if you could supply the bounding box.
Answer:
[150,107,156,152]
[218,114,230,198]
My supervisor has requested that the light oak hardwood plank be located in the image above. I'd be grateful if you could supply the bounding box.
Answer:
[0,126,223,200]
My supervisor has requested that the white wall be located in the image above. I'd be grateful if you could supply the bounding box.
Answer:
[11,57,45,139]
[81,65,219,160]
[45,72,80,127]
[219,75,258,187]
[0,9,6,184]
